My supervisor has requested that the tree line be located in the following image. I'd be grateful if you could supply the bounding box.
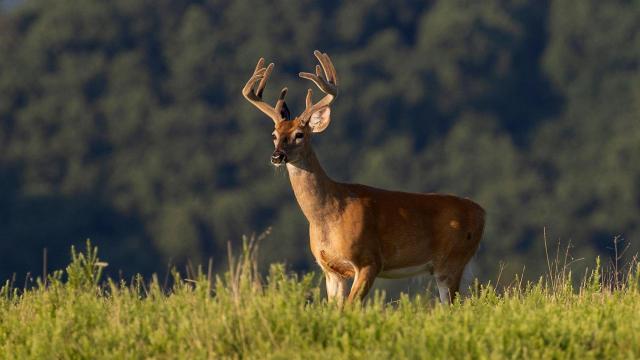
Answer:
[0,0,639,282]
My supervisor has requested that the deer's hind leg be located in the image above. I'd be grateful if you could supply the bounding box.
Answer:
[435,267,464,304]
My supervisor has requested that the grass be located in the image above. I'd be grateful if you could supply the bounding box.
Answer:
[1,238,639,359]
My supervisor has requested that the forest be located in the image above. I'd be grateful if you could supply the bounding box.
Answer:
[0,0,639,285]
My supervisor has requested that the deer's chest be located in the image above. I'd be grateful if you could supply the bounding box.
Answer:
[308,210,369,250]
[308,218,375,276]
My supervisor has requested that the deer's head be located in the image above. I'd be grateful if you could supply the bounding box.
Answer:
[242,51,338,166]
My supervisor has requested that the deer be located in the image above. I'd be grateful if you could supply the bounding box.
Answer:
[242,51,485,305]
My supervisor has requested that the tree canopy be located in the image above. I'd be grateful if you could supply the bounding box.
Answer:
[0,0,639,283]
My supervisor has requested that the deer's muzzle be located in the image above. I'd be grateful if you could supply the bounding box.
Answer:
[271,150,287,165]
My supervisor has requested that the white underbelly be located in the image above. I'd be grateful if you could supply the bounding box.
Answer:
[378,262,433,279]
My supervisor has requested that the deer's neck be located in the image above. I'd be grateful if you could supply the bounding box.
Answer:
[286,148,342,223]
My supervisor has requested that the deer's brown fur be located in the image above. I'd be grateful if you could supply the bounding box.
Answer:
[242,51,485,304]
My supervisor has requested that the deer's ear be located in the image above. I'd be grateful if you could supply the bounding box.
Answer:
[280,101,291,121]
[308,106,331,133]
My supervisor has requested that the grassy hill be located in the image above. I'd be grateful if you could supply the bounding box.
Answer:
[1,240,639,359]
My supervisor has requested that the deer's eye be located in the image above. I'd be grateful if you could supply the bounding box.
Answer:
[295,133,304,139]
[272,134,277,141]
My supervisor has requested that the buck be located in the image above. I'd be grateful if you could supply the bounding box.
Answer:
[242,51,485,304]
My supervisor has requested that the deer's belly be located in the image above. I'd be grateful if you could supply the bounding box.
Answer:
[378,262,433,279]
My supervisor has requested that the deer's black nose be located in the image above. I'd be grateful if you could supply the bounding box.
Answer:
[271,150,287,165]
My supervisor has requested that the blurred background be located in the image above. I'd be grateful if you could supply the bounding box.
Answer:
[0,0,638,293]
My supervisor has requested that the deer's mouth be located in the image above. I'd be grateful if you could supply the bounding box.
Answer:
[271,150,287,165]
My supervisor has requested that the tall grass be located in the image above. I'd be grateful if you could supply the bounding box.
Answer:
[1,236,639,359]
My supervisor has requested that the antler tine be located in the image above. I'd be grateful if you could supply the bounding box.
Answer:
[242,58,286,124]
[298,50,339,122]
[305,89,313,109]
[255,62,273,98]
[315,51,336,85]
[323,53,338,86]
[254,57,265,74]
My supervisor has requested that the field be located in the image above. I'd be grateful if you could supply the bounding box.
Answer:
[1,240,639,359]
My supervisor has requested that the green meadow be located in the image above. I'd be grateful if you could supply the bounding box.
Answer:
[1,240,638,359]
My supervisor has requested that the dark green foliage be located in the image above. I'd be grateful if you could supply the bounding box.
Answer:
[0,0,638,283]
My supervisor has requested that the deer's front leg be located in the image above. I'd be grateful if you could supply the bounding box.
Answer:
[346,265,379,303]
[325,272,347,306]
